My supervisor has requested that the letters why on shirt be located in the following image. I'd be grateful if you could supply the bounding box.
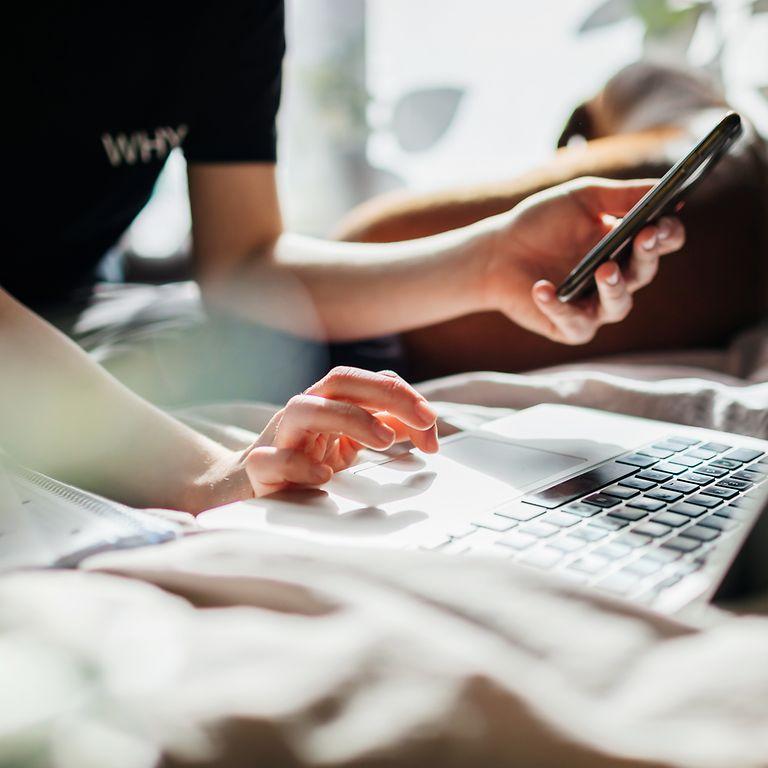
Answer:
[100,125,189,167]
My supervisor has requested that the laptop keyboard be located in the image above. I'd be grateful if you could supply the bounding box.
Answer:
[421,436,765,603]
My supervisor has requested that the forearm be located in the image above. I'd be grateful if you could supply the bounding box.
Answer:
[0,289,244,511]
[202,219,498,341]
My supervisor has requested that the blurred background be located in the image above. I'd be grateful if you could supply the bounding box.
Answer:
[124,0,768,258]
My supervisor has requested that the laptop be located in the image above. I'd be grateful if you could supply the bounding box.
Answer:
[197,404,768,616]
[2,404,767,616]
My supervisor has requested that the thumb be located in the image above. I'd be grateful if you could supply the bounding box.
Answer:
[570,177,656,219]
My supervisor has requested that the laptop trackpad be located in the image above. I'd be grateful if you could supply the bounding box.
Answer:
[354,434,586,491]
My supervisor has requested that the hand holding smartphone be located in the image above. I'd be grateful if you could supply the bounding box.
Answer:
[556,111,743,303]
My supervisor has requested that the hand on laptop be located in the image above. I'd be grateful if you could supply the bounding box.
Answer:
[484,177,685,344]
[234,367,438,499]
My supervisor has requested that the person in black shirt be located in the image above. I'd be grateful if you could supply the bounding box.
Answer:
[2,1,684,511]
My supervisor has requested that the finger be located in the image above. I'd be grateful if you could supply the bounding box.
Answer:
[245,446,333,495]
[306,366,437,429]
[625,216,686,292]
[255,409,284,447]
[532,280,598,345]
[594,261,633,323]
[305,433,330,463]
[654,215,685,255]
[375,411,439,453]
[278,394,397,450]
[570,177,656,219]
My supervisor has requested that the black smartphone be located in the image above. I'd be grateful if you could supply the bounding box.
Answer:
[555,111,743,303]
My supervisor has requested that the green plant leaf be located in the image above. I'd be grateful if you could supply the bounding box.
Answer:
[632,0,711,35]
[578,0,634,32]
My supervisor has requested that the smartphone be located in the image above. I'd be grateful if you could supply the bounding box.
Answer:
[555,111,743,303]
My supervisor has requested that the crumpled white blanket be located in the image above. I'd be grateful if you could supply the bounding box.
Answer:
[3,326,768,768]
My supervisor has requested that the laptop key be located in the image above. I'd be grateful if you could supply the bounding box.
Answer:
[662,480,698,495]
[698,515,739,532]
[610,507,648,522]
[699,441,732,453]
[652,441,687,453]
[573,525,608,542]
[472,514,519,533]
[679,471,715,486]
[667,455,702,468]
[688,494,722,509]
[697,465,728,478]
[685,448,717,461]
[652,511,689,527]
[653,462,687,476]
[645,488,683,503]
[625,555,664,577]
[569,555,611,575]
[729,496,761,510]
[627,497,666,513]
[619,476,656,491]
[615,532,652,549]
[419,533,452,550]
[654,574,683,591]
[563,502,601,518]
[716,478,752,491]
[645,547,681,563]
[543,510,581,528]
[637,470,673,484]
[731,470,763,483]
[617,453,658,469]
[669,501,707,518]
[496,532,537,550]
[597,572,639,596]
[496,504,545,522]
[662,536,702,553]
[715,505,752,520]
[700,486,738,500]
[521,547,563,569]
[550,536,586,553]
[584,493,621,508]
[725,448,764,463]
[519,522,559,538]
[680,524,719,542]
[594,543,632,560]
[709,458,742,471]
[589,516,628,531]
[634,521,672,538]
[522,462,636,509]
[602,485,640,500]
[665,436,700,447]
[639,447,674,459]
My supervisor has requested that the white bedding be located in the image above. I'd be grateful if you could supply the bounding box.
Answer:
[3,327,768,768]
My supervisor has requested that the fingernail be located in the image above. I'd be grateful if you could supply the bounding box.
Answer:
[535,285,552,302]
[374,420,395,444]
[605,268,620,286]
[415,398,437,426]
[642,233,657,251]
[658,218,672,240]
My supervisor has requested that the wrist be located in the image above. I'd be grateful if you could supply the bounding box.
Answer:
[179,443,253,515]
[464,210,517,313]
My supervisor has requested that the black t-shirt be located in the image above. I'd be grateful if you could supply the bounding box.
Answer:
[8,1,284,307]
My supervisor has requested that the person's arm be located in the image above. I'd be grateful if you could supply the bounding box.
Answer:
[0,288,436,513]
[188,165,685,344]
